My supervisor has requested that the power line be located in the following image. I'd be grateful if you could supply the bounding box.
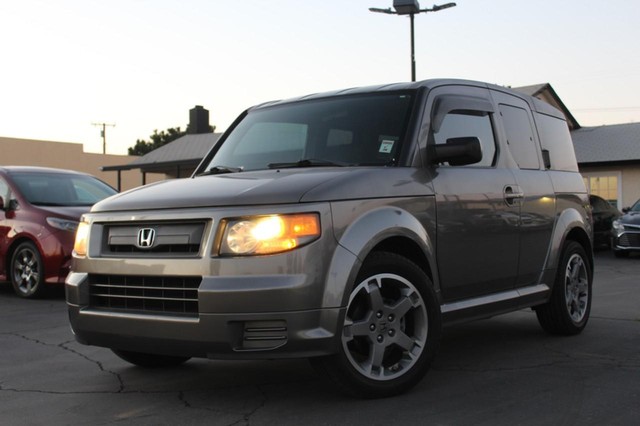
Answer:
[573,106,640,112]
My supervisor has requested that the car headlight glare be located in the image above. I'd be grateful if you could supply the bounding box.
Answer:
[73,221,90,256]
[221,213,320,255]
[46,217,79,233]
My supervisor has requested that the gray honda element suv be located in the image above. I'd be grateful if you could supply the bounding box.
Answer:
[66,79,593,398]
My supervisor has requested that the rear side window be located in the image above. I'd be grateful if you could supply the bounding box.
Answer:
[535,113,578,172]
[499,104,540,170]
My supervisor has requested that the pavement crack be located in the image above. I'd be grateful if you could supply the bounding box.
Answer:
[58,340,125,392]
[4,332,125,393]
[226,385,268,426]
[178,391,192,408]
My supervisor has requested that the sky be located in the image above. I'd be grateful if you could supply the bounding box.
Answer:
[1,0,639,155]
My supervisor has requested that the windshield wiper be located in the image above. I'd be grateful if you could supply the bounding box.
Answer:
[268,159,348,169]
[196,165,243,176]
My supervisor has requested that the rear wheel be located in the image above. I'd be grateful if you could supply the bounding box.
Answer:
[11,241,47,298]
[312,252,441,398]
[536,241,592,335]
[112,349,191,368]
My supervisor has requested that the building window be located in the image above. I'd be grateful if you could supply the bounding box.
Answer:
[583,173,620,208]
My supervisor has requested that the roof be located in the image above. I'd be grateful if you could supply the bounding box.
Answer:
[513,83,580,130]
[571,122,640,164]
[257,78,551,110]
[102,133,220,172]
[0,165,90,176]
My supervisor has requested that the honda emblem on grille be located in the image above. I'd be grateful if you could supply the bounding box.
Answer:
[137,228,156,248]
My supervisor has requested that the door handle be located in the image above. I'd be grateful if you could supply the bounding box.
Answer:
[504,185,524,205]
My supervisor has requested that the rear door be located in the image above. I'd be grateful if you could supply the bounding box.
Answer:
[490,90,556,288]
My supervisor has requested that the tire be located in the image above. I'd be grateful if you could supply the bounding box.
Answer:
[111,349,191,368]
[536,240,592,335]
[10,241,47,298]
[311,251,441,398]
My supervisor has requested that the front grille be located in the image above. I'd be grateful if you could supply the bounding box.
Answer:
[103,221,207,257]
[617,232,640,248]
[88,274,201,317]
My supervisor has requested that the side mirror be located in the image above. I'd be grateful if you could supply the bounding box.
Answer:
[0,196,18,212]
[622,207,631,214]
[432,137,482,166]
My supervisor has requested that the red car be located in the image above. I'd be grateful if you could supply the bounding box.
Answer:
[0,166,117,298]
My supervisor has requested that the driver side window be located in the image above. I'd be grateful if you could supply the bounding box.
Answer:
[433,112,497,167]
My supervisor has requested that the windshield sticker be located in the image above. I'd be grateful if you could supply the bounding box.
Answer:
[379,137,396,154]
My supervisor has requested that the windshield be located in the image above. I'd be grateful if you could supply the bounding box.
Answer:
[12,172,117,206]
[632,200,640,212]
[203,92,415,172]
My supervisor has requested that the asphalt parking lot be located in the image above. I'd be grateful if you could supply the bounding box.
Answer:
[1,251,639,426]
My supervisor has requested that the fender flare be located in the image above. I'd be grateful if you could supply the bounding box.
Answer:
[322,206,438,308]
[547,207,593,272]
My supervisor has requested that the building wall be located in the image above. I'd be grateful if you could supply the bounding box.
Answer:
[0,136,164,191]
[580,164,640,209]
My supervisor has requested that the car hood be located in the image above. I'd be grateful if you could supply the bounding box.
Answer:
[36,205,91,220]
[619,211,640,226]
[91,168,431,213]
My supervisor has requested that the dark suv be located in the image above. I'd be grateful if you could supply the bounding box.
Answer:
[0,166,116,297]
[66,79,593,398]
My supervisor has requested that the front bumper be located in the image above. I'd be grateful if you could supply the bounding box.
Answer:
[612,231,640,252]
[66,271,345,359]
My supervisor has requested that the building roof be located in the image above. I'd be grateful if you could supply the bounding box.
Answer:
[102,133,220,173]
[513,83,580,130]
[571,122,640,164]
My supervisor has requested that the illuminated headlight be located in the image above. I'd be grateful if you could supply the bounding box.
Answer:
[612,220,625,234]
[73,221,90,256]
[46,217,79,233]
[219,213,320,255]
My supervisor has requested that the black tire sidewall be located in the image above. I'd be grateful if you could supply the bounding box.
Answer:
[331,251,442,398]
[537,240,592,335]
[10,241,45,298]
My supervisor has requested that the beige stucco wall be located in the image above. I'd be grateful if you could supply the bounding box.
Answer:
[580,164,640,209]
[0,136,164,191]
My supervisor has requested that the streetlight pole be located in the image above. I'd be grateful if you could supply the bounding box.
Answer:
[410,12,416,81]
[369,1,457,82]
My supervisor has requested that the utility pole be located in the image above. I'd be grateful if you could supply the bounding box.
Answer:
[92,122,115,154]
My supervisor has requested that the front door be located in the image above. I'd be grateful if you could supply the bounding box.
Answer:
[424,86,521,302]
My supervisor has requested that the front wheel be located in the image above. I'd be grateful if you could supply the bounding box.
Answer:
[11,241,47,298]
[111,349,191,368]
[312,252,441,398]
[535,241,592,335]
